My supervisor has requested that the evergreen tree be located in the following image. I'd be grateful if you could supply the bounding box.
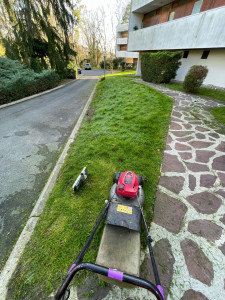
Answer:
[1,0,79,76]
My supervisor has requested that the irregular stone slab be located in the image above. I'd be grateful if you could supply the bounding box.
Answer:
[212,155,225,171]
[171,131,194,137]
[218,172,225,187]
[184,124,192,130]
[209,133,220,139]
[172,111,182,118]
[196,150,216,163]
[175,143,192,151]
[171,117,183,123]
[166,134,173,144]
[140,239,175,300]
[159,176,185,195]
[154,191,187,233]
[220,214,225,225]
[185,162,209,172]
[219,242,225,256]
[200,174,217,188]
[216,142,225,152]
[166,145,172,150]
[181,239,214,286]
[162,153,185,173]
[196,126,209,132]
[188,220,222,242]
[189,175,196,191]
[196,133,205,139]
[189,141,213,149]
[181,289,209,300]
[179,152,192,160]
[170,122,182,130]
[217,189,225,199]
[186,191,222,214]
[77,275,110,300]
[177,136,193,142]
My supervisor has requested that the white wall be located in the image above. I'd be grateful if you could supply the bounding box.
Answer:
[128,6,225,52]
[176,49,225,88]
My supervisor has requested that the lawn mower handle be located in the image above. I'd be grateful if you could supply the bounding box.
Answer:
[55,262,164,300]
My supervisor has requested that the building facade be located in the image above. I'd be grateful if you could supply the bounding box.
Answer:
[128,0,225,88]
[116,23,139,66]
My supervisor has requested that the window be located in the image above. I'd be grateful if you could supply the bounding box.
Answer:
[179,0,192,5]
[162,4,170,13]
[201,50,210,59]
[192,0,203,15]
[183,50,189,58]
[147,11,155,17]
[168,11,175,21]
[156,8,161,15]
[172,2,179,8]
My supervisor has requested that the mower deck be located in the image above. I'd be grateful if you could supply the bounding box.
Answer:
[96,224,141,288]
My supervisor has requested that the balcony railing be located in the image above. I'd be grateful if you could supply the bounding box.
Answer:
[116,50,139,59]
[128,6,225,51]
[117,23,129,32]
[117,38,128,45]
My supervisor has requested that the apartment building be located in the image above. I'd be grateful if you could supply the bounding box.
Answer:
[127,0,225,88]
[116,23,139,66]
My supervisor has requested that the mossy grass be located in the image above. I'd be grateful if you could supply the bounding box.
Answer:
[9,74,173,299]
[211,107,225,126]
[162,82,225,102]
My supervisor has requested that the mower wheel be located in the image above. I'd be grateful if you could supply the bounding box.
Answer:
[137,175,145,187]
[113,172,123,183]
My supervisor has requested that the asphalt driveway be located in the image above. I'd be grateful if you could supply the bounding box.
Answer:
[0,69,109,269]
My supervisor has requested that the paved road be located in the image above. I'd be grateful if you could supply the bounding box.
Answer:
[0,69,109,269]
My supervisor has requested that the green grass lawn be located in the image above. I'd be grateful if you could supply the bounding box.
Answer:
[162,82,225,102]
[211,107,225,126]
[9,73,173,299]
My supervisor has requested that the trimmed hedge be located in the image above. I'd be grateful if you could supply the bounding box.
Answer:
[141,51,182,83]
[0,57,60,105]
[183,65,208,93]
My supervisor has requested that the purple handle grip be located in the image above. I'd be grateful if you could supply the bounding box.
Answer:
[108,268,123,281]
[68,264,76,274]
[157,285,164,299]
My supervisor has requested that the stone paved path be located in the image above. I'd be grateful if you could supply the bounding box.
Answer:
[72,81,225,300]
[135,80,225,300]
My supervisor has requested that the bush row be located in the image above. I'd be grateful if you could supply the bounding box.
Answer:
[141,51,182,83]
[141,51,209,93]
[0,57,61,105]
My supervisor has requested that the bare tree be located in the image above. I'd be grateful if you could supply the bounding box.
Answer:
[80,7,106,66]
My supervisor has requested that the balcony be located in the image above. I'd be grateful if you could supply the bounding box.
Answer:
[132,0,173,13]
[117,23,129,32]
[128,6,225,52]
[117,38,128,45]
[116,50,139,59]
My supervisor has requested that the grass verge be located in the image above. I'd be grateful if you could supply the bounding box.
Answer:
[211,107,225,126]
[8,73,173,299]
[162,82,225,102]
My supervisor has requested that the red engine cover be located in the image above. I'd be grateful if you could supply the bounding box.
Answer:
[117,171,139,198]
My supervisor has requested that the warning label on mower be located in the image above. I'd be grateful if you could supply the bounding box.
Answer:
[117,205,132,215]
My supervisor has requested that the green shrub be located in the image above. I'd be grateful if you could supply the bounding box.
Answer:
[100,60,110,69]
[0,57,60,104]
[66,60,77,79]
[183,65,208,93]
[112,58,124,69]
[141,51,182,83]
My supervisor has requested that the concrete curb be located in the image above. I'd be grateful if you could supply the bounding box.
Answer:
[0,79,78,110]
[0,84,97,299]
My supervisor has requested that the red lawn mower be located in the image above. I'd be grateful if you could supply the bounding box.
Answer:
[55,170,164,300]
